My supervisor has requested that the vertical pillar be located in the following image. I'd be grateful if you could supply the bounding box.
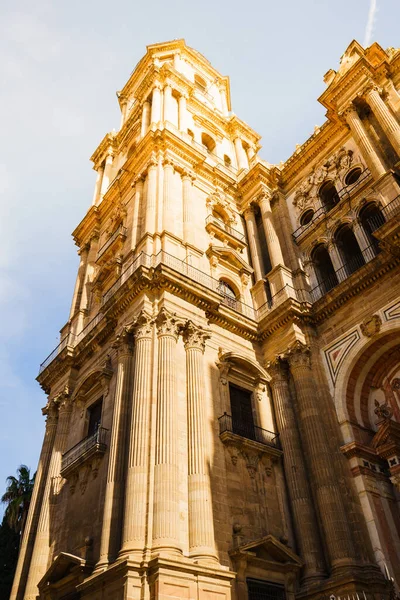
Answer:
[151,85,162,125]
[182,171,194,243]
[353,220,376,262]
[162,159,175,235]
[141,101,151,138]
[234,137,248,171]
[258,193,285,268]
[219,86,228,115]
[343,106,386,179]
[120,313,153,558]
[243,207,264,281]
[131,176,144,250]
[92,165,104,206]
[119,98,128,129]
[152,308,182,555]
[24,393,72,600]
[10,403,58,600]
[163,84,173,123]
[178,94,187,131]
[76,235,98,332]
[327,242,344,281]
[96,331,133,570]
[365,85,400,155]
[286,342,358,571]
[69,245,88,320]
[144,160,158,235]
[266,360,326,583]
[183,322,218,563]
[100,152,114,199]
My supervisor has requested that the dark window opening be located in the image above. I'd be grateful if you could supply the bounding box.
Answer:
[345,167,362,186]
[359,203,385,254]
[335,225,365,276]
[87,399,103,437]
[300,209,314,226]
[224,154,232,167]
[229,384,255,440]
[247,579,286,600]
[201,132,216,153]
[312,244,338,294]
[254,206,272,274]
[319,180,339,212]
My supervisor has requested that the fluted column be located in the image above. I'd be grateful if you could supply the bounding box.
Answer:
[92,165,104,206]
[327,241,344,280]
[152,308,182,555]
[182,170,194,243]
[141,101,151,137]
[178,94,187,131]
[151,85,162,125]
[120,313,153,558]
[234,137,248,170]
[24,393,72,600]
[69,245,88,319]
[243,207,264,281]
[11,403,58,600]
[163,84,173,123]
[162,159,175,235]
[365,85,400,155]
[343,106,386,179]
[96,332,133,570]
[78,235,98,315]
[267,360,326,583]
[131,176,144,250]
[183,322,217,563]
[144,160,157,235]
[353,219,375,262]
[100,152,114,199]
[257,193,284,268]
[287,342,357,570]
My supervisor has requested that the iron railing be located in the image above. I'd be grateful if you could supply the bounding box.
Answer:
[366,194,400,233]
[293,168,371,240]
[61,427,108,475]
[310,244,378,303]
[218,413,279,447]
[97,224,127,260]
[205,214,246,242]
[39,332,75,374]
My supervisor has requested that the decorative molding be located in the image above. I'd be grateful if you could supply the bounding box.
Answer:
[360,314,382,338]
[323,328,361,385]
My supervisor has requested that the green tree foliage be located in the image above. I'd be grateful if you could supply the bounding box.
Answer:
[0,514,19,598]
[1,465,35,537]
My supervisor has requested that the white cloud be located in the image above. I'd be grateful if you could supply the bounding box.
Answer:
[364,0,377,47]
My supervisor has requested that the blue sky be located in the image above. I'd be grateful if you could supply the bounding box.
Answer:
[0,0,399,505]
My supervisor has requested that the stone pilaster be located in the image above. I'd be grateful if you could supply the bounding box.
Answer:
[178,94,187,131]
[120,313,153,559]
[257,193,285,268]
[24,392,72,600]
[243,207,264,282]
[163,84,173,123]
[267,360,326,584]
[286,342,358,571]
[234,137,248,170]
[96,331,133,570]
[100,151,114,199]
[182,322,218,564]
[342,105,386,179]
[91,165,104,206]
[365,84,400,155]
[144,159,158,236]
[162,159,175,235]
[151,85,162,125]
[10,402,58,600]
[131,176,144,251]
[141,101,151,138]
[182,170,194,244]
[69,244,88,319]
[152,308,183,556]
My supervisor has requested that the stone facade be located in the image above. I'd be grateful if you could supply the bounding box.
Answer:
[11,39,400,600]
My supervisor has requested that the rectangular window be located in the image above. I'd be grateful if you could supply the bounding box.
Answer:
[247,579,286,600]
[229,384,255,440]
[87,398,103,437]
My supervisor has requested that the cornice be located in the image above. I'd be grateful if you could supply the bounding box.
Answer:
[227,115,261,146]
[90,132,118,169]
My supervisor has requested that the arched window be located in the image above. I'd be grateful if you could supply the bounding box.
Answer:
[218,279,237,308]
[319,180,340,212]
[300,209,314,226]
[311,244,338,295]
[345,167,362,186]
[224,154,232,167]
[359,203,385,254]
[335,224,365,276]
[201,132,216,154]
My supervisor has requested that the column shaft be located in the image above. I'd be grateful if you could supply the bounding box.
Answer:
[11,405,58,600]
[92,166,104,206]
[234,137,248,170]
[258,195,284,268]
[267,362,326,583]
[78,237,98,314]
[24,395,72,600]
[163,85,173,123]
[141,101,151,137]
[366,86,400,155]
[162,160,175,234]
[152,309,182,555]
[69,246,88,319]
[344,107,386,179]
[178,95,187,131]
[96,335,133,569]
[120,315,153,557]
[243,208,264,281]
[287,344,357,569]
[183,323,217,563]
[100,153,114,199]
[131,178,144,250]
[144,162,157,235]
[182,173,193,243]
[151,86,161,125]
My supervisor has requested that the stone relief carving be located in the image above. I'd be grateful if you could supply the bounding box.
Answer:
[360,314,382,338]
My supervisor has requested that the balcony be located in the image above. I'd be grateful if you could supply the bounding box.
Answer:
[96,224,127,264]
[367,194,400,234]
[218,412,279,448]
[293,168,371,241]
[60,427,108,479]
[205,214,246,250]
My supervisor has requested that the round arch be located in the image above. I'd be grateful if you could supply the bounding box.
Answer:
[218,350,270,382]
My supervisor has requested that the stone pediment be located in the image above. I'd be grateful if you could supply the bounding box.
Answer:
[38,552,92,591]
[230,535,302,567]
[206,245,253,276]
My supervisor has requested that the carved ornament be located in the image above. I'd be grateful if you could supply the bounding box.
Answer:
[360,314,382,338]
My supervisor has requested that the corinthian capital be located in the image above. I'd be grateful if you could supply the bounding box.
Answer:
[132,311,153,340]
[182,321,211,352]
[112,328,133,356]
[265,358,288,383]
[285,340,311,369]
[154,307,183,340]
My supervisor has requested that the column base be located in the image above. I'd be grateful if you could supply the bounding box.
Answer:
[250,279,268,310]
